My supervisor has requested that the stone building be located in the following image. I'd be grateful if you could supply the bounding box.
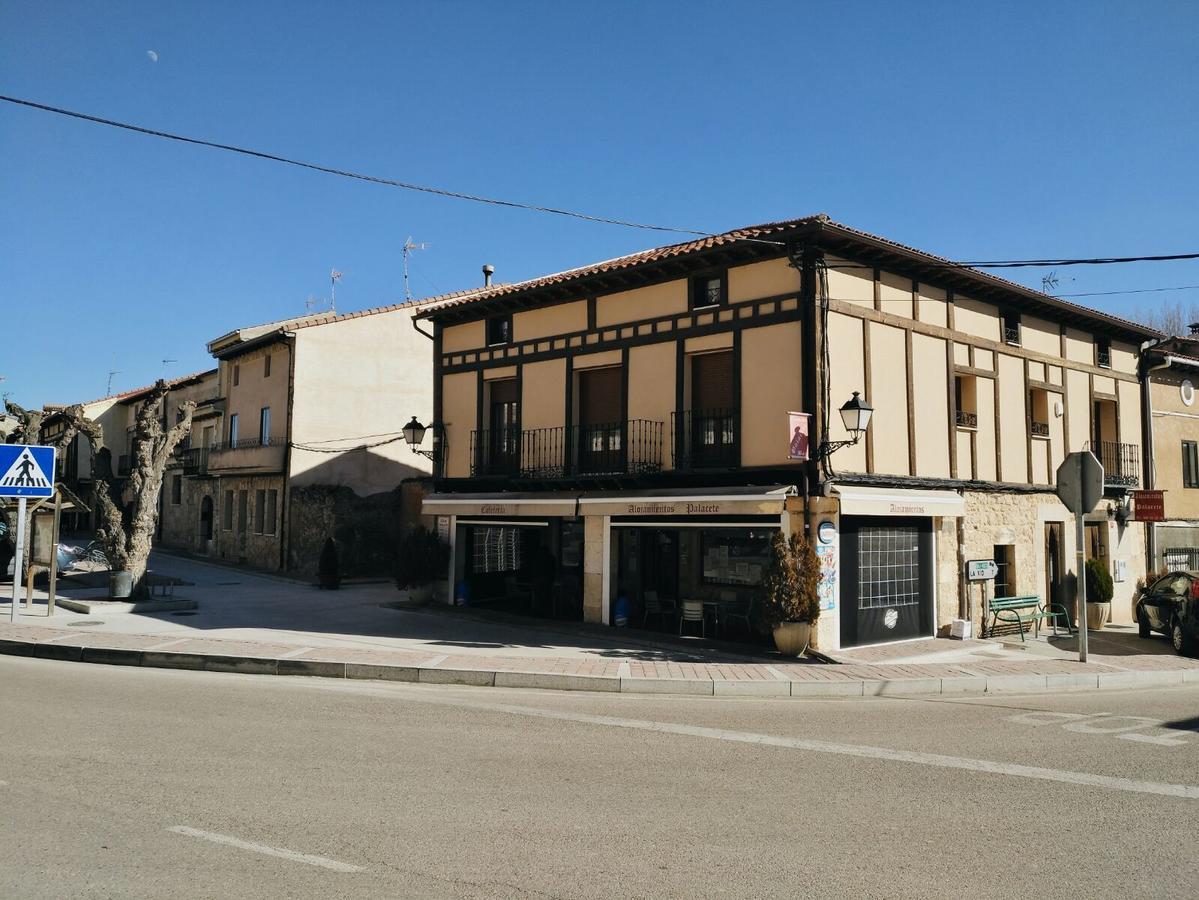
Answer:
[415,215,1157,650]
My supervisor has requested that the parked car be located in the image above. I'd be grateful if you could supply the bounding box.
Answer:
[1135,571,1199,655]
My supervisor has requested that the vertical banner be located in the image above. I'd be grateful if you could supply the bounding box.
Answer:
[787,411,811,461]
[815,519,838,611]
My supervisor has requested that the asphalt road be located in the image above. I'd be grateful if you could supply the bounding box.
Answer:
[1,656,1196,899]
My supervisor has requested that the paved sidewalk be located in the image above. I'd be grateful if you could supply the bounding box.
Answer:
[3,552,1197,697]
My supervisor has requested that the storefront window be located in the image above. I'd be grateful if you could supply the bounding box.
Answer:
[701,529,773,586]
[471,527,523,573]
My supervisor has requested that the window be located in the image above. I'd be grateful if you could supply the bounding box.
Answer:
[689,272,725,309]
[171,474,182,505]
[264,354,272,378]
[1002,310,1021,346]
[254,489,266,534]
[1029,388,1050,438]
[222,490,234,530]
[1096,337,1112,369]
[954,375,978,429]
[487,314,512,346]
[264,490,278,535]
[1184,441,1199,488]
[471,526,522,573]
[260,407,271,445]
[229,413,239,448]
[993,545,1015,596]
[233,364,240,387]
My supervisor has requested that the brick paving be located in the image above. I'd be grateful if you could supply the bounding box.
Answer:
[4,619,1197,688]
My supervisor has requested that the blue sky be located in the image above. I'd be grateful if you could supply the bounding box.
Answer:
[2,1,1197,406]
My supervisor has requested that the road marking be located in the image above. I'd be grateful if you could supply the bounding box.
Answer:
[277,646,314,659]
[424,654,448,667]
[168,826,364,872]
[146,638,191,651]
[1008,711,1191,747]
[384,692,1199,800]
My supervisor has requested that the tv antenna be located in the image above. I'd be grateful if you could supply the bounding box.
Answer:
[330,269,344,314]
[161,358,177,375]
[106,369,121,396]
[1041,272,1060,293]
[402,236,428,301]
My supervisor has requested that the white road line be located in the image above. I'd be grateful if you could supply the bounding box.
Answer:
[385,692,1199,801]
[146,638,191,651]
[277,646,315,659]
[168,826,363,872]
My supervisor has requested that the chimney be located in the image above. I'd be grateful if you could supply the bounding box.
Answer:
[1188,322,1199,336]
[482,264,495,287]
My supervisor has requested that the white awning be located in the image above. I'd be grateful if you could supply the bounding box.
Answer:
[833,485,965,518]
[421,492,579,517]
[422,485,796,519]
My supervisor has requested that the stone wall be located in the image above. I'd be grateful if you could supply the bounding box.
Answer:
[158,473,215,555]
[211,474,286,570]
[286,480,426,578]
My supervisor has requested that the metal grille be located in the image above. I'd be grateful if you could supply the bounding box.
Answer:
[471,527,522,573]
[857,525,921,610]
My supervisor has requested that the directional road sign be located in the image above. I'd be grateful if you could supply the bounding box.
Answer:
[0,444,56,498]
[1056,450,1103,516]
[966,559,998,581]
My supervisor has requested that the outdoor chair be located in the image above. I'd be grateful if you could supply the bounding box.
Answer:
[679,599,706,638]
[642,590,676,628]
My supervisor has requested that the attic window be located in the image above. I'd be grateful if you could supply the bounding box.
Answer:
[1003,310,1021,346]
[487,314,512,346]
[1096,338,1111,369]
[690,273,725,309]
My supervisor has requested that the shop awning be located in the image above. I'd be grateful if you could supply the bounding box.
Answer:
[832,485,965,518]
[422,485,796,519]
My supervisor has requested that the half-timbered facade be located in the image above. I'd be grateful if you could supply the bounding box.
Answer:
[416,215,1157,649]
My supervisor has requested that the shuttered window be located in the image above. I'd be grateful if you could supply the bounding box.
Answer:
[578,367,622,425]
[691,351,735,410]
[1184,441,1199,488]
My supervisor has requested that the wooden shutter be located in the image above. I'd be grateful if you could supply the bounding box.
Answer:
[579,368,623,425]
[691,351,735,410]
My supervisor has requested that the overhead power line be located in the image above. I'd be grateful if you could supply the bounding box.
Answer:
[1054,284,1199,299]
[4,93,1199,270]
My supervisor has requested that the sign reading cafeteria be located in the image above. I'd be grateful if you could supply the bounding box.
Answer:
[787,411,810,461]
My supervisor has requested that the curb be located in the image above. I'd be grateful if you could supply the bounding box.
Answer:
[3,637,1197,698]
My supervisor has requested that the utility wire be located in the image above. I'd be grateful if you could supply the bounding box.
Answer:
[1055,284,1199,299]
[5,93,1199,269]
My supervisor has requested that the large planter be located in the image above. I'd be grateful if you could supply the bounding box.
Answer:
[1086,601,1110,631]
[772,621,812,657]
[109,570,134,599]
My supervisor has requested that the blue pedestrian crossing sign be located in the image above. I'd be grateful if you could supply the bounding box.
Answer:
[0,444,56,498]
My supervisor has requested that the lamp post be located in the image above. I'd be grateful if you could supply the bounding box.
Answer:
[811,392,874,461]
[403,416,439,462]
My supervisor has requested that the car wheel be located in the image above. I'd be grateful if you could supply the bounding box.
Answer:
[1172,617,1195,656]
[1137,606,1152,639]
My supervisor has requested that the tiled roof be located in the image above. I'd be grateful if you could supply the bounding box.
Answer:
[69,368,218,409]
[409,214,1161,338]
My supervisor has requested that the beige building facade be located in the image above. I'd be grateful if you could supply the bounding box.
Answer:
[417,216,1157,649]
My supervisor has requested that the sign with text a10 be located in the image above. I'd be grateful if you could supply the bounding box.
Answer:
[966,559,998,581]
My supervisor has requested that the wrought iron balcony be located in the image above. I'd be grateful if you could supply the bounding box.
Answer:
[468,421,664,479]
[1087,440,1140,488]
[1097,346,1112,368]
[1004,325,1021,345]
[206,435,287,475]
[180,446,210,476]
[1030,420,1050,438]
[672,409,739,469]
[955,410,978,429]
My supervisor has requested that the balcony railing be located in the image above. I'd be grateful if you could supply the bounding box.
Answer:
[181,446,210,476]
[955,409,978,429]
[1004,325,1021,345]
[1097,346,1112,368]
[469,421,664,479]
[1087,440,1140,488]
[208,435,286,453]
[672,409,739,469]
[1030,420,1050,438]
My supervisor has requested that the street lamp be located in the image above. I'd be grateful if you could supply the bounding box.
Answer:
[403,416,437,461]
[812,392,874,460]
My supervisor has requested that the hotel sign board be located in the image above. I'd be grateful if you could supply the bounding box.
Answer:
[788,411,811,461]
[1132,490,1164,522]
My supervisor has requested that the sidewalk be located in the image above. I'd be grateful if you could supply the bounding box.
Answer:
[2,553,1197,697]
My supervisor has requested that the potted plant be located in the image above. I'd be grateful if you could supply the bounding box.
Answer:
[318,537,341,590]
[395,526,450,604]
[1084,557,1113,630]
[761,530,821,656]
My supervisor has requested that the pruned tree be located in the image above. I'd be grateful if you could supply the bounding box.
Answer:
[93,381,194,592]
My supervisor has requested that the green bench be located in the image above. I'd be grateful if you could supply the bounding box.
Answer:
[987,595,1072,641]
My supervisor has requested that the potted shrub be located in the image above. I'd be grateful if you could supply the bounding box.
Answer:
[395,526,451,604]
[318,537,341,590]
[1084,557,1113,630]
[761,530,821,656]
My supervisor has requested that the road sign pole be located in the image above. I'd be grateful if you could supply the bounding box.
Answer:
[1075,513,1088,663]
[10,497,26,622]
